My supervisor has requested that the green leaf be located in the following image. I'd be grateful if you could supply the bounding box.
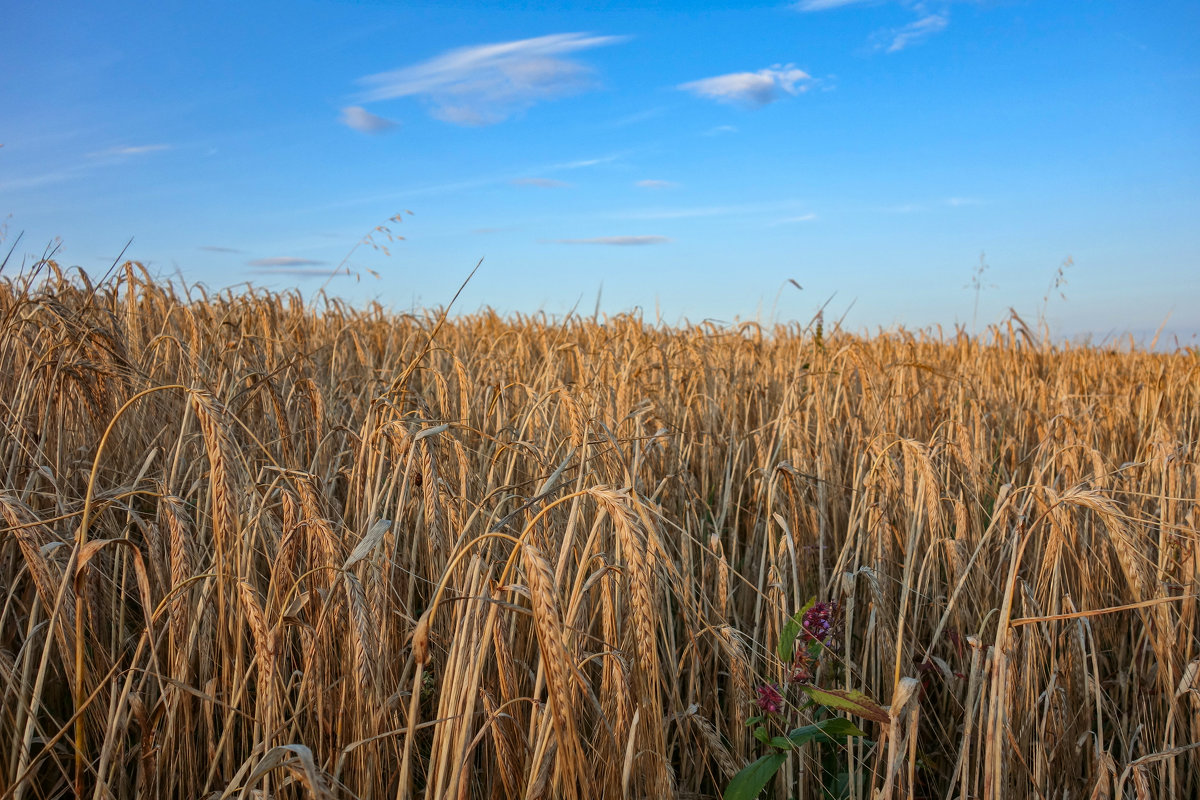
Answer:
[824,771,851,800]
[801,686,890,725]
[724,753,789,800]
[777,597,816,661]
[744,715,764,727]
[769,736,794,750]
[752,726,772,745]
[787,718,868,747]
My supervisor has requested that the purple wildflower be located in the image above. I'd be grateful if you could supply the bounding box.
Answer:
[755,683,785,715]
[801,601,839,646]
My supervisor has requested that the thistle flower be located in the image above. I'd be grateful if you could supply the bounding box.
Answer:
[755,683,784,715]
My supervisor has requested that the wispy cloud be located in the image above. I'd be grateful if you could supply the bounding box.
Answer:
[635,179,677,189]
[0,167,88,191]
[251,268,341,279]
[615,201,802,220]
[608,107,666,127]
[946,196,981,207]
[546,235,670,246]
[511,177,570,188]
[340,106,397,133]
[553,154,622,169]
[884,14,948,52]
[796,0,954,52]
[679,65,813,107]
[617,206,736,220]
[777,213,818,223]
[0,143,173,191]
[792,0,875,10]
[248,257,328,268]
[199,245,242,253]
[703,124,739,136]
[94,144,171,158]
[354,32,626,126]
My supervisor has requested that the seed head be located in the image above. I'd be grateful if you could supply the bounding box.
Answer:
[788,652,813,684]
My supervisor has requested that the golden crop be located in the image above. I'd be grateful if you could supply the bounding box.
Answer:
[1,263,1196,798]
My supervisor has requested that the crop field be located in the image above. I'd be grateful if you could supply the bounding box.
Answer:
[0,263,1197,800]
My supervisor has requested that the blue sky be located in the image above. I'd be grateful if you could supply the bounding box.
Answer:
[3,1,1198,342]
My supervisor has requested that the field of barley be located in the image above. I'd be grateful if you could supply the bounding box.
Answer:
[0,262,1196,800]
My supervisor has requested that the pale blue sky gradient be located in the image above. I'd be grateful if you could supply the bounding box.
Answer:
[3,1,1198,343]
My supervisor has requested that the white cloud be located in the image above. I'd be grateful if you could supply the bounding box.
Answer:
[199,245,242,253]
[635,179,677,189]
[779,213,818,222]
[679,65,813,107]
[511,177,569,188]
[546,236,670,246]
[703,125,739,136]
[340,106,397,133]
[946,197,981,207]
[355,32,625,126]
[885,14,948,52]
